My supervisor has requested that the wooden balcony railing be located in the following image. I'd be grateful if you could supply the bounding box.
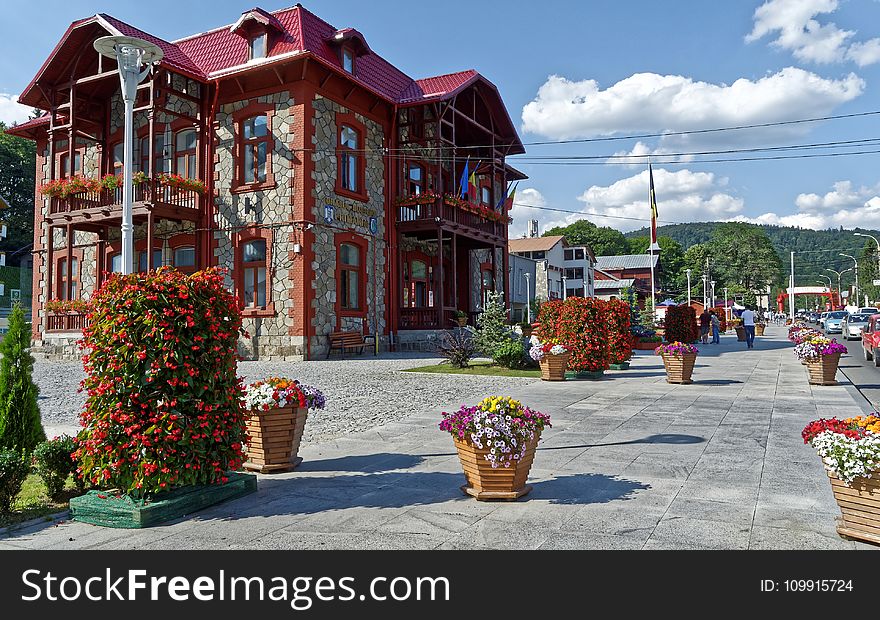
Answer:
[49,179,201,215]
[46,312,89,333]
[396,195,507,237]
[398,307,466,330]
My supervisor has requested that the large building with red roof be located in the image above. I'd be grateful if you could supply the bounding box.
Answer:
[8,4,525,358]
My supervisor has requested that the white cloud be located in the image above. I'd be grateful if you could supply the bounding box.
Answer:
[508,188,554,238]
[606,141,694,168]
[0,93,32,126]
[520,68,863,141]
[747,0,880,66]
[732,180,880,230]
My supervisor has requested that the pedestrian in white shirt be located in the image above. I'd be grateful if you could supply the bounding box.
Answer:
[741,306,756,349]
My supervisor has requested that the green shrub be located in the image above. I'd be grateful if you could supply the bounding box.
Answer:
[437,328,476,368]
[75,268,247,497]
[474,291,513,356]
[33,435,77,501]
[493,339,527,369]
[0,304,44,456]
[0,449,29,513]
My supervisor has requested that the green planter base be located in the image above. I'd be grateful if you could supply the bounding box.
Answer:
[69,471,257,529]
[565,370,605,380]
[609,362,630,370]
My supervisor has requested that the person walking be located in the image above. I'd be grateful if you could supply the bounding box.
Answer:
[699,308,711,344]
[741,305,756,348]
[710,310,721,344]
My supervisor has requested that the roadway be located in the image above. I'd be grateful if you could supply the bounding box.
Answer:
[819,324,880,412]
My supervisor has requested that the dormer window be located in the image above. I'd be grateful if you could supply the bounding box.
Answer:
[342,48,354,74]
[249,33,267,60]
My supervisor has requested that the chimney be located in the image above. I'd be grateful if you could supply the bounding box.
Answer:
[527,219,539,238]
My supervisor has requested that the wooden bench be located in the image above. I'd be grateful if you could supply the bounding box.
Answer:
[327,330,376,358]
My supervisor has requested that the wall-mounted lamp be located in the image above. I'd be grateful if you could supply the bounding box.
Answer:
[304,222,314,231]
[244,197,256,216]
[293,243,302,254]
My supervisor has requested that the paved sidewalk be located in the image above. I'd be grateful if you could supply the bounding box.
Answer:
[3,326,877,550]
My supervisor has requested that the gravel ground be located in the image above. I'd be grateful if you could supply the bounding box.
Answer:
[34,354,539,441]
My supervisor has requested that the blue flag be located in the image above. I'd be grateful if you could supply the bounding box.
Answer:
[458,157,470,199]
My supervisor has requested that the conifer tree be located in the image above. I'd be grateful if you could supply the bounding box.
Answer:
[0,304,44,455]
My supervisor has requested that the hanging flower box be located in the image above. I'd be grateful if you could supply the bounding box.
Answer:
[655,341,698,384]
[242,377,326,473]
[440,396,550,500]
[395,192,440,207]
[803,416,880,546]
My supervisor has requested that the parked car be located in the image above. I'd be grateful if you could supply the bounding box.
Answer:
[863,314,880,366]
[859,307,879,315]
[824,311,848,334]
[843,313,870,340]
[807,311,820,323]
[818,312,830,328]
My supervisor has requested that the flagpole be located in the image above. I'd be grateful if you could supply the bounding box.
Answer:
[648,163,657,317]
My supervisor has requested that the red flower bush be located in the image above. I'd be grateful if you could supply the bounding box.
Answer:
[536,297,610,372]
[801,417,865,444]
[73,267,248,497]
[664,305,699,343]
[606,299,632,364]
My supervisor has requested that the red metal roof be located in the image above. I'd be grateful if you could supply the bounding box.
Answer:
[15,5,523,151]
[3,114,50,138]
[399,70,478,104]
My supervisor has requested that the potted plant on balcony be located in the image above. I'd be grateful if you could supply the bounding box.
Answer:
[529,341,570,381]
[242,377,326,472]
[802,416,880,545]
[454,310,469,327]
[439,396,551,500]
[655,341,699,384]
[794,335,847,386]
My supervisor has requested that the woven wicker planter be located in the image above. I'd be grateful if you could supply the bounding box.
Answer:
[734,326,747,341]
[453,433,540,500]
[243,406,308,473]
[755,323,766,336]
[805,353,840,386]
[539,352,570,381]
[827,470,880,546]
[661,353,697,384]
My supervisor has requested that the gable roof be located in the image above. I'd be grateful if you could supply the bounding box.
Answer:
[595,254,660,271]
[508,235,565,253]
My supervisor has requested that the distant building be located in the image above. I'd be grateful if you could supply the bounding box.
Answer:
[594,253,660,304]
[508,235,596,304]
[508,253,537,323]
[593,273,635,301]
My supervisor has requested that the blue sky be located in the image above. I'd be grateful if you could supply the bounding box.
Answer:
[3,0,880,235]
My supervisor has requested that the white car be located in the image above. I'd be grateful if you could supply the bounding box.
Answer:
[859,307,879,315]
[843,313,870,340]
[818,312,829,328]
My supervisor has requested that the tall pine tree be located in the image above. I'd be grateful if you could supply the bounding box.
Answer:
[0,304,43,455]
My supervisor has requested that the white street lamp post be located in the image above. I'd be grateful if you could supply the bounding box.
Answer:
[686,268,691,307]
[94,36,163,275]
[562,274,567,300]
[523,273,531,322]
[710,280,716,309]
[840,253,859,306]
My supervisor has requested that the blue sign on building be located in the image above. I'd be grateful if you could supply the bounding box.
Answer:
[323,205,334,224]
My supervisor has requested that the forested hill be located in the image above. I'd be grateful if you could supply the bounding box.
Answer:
[626,222,874,257]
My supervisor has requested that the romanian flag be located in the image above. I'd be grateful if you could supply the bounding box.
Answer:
[500,182,518,211]
[458,157,470,199]
[467,162,480,202]
[648,164,658,247]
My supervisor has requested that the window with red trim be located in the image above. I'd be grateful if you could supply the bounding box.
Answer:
[407,163,424,196]
[56,257,79,300]
[341,47,354,74]
[111,142,124,174]
[242,239,268,308]
[138,249,163,272]
[241,115,270,184]
[58,152,82,179]
[339,125,359,193]
[481,185,492,206]
[336,235,366,316]
[107,252,122,274]
[175,129,197,179]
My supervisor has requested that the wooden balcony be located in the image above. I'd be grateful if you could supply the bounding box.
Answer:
[46,312,89,333]
[396,195,507,242]
[46,179,203,228]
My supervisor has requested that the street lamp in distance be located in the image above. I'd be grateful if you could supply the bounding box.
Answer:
[93,35,163,275]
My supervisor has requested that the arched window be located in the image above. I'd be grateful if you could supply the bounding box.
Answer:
[339,125,359,193]
[242,239,268,308]
[175,129,197,179]
[242,115,269,184]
